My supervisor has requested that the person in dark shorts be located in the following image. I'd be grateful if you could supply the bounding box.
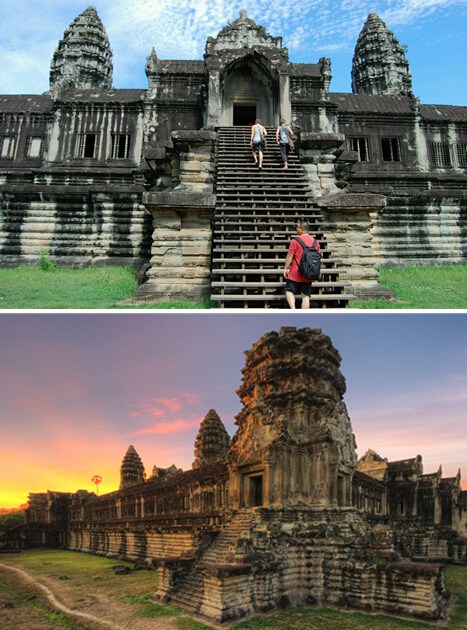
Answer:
[250,119,267,168]
[276,118,293,169]
[283,220,321,309]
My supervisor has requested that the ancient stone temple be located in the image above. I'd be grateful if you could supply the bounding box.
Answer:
[18,327,466,624]
[0,7,466,305]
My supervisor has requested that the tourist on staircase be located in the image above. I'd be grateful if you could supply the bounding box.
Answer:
[250,119,267,168]
[283,220,321,309]
[276,118,294,169]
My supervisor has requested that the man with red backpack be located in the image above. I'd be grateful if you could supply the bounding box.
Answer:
[283,220,321,309]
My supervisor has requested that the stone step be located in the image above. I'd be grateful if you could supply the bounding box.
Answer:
[211,269,345,278]
[212,256,340,265]
[216,191,312,198]
[213,227,322,236]
[214,211,322,219]
[210,292,355,308]
[212,280,348,290]
[216,179,309,188]
[212,240,329,249]
[216,200,314,206]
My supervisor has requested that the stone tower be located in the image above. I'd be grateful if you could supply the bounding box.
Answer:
[49,6,113,93]
[352,12,412,96]
[119,445,145,489]
[192,409,230,469]
[228,327,357,509]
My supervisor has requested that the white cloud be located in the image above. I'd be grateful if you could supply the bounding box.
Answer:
[0,0,465,93]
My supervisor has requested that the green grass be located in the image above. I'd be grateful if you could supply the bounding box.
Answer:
[0,265,210,309]
[0,263,466,309]
[0,550,466,630]
[352,265,467,309]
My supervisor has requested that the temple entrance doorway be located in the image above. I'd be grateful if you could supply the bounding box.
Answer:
[220,57,276,126]
[233,103,256,126]
[248,474,263,507]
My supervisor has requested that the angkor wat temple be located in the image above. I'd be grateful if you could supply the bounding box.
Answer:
[0,7,466,306]
[8,327,466,624]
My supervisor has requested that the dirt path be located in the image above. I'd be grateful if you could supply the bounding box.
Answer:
[0,561,179,630]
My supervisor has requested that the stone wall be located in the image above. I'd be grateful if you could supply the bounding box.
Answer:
[372,192,467,266]
[0,188,151,268]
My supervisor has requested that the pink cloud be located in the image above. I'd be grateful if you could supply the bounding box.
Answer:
[179,391,202,405]
[149,407,165,418]
[136,417,201,435]
[152,397,183,412]
[129,391,202,420]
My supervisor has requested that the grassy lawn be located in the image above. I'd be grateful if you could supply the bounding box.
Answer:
[0,263,466,309]
[0,548,204,629]
[0,265,209,309]
[352,265,467,309]
[0,549,466,629]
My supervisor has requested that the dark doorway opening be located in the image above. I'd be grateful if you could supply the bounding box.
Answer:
[233,104,256,126]
[250,475,263,506]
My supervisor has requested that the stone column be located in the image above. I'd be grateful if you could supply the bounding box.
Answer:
[299,132,346,196]
[206,68,221,128]
[134,130,217,303]
[316,193,391,299]
[278,71,291,124]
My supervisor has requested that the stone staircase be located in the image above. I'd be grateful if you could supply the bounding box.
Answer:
[157,509,260,614]
[210,126,354,308]
[198,508,260,566]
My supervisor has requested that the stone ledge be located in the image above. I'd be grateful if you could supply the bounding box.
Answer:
[0,184,144,195]
[197,563,252,577]
[152,557,194,569]
[172,130,217,142]
[317,192,386,213]
[143,191,216,208]
[300,132,345,150]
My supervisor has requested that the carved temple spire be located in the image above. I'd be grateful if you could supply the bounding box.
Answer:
[352,12,412,96]
[119,445,145,489]
[49,6,113,94]
[192,409,230,469]
[228,327,357,509]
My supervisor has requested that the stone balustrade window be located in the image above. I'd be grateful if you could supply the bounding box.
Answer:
[0,135,17,159]
[348,137,369,161]
[111,133,131,159]
[76,133,98,158]
[24,136,45,159]
[431,142,451,168]
[381,137,402,162]
[455,143,467,168]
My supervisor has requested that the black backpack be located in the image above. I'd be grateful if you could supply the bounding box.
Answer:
[293,236,321,280]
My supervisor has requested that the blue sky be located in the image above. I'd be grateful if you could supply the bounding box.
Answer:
[0,312,466,507]
[0,0,466,104]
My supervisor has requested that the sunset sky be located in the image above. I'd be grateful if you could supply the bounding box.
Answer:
[0,312,466,509]
[0,0,466,105]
